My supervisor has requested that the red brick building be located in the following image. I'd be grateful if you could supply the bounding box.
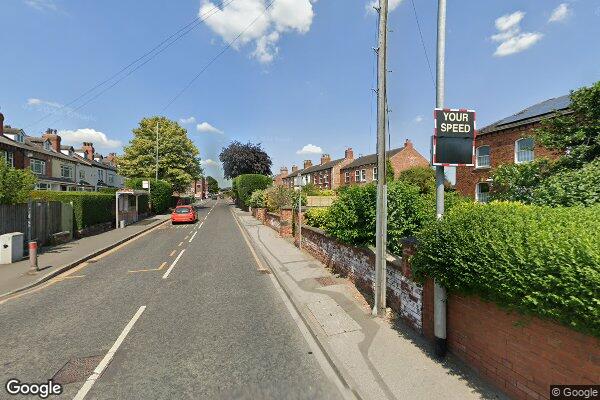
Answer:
[455,95,569,201]
[340,140,429,186]
[301,149,354,190]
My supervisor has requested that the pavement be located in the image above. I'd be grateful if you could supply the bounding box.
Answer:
[0,200,347,399]
[234,208,509,400]
[0,214,171,298]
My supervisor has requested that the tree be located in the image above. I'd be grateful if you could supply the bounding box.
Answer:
[118,116,202,194]
[219,141,272,179]
[0,162,36,205]
[206,176,219,194]
[397,166,435,194]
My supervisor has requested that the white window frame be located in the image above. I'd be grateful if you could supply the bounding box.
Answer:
[79,170,85,180]
[345,171,350,183]
[30,159,46,175]
[324,172,329,184]
[355,170,360,182]
[515,138,534,164]
[1,150,14,167]
[475,146,491,168]
[360,169,366,182]
[35,182,50,190]
[476,182,490,203]
[373,167,378,181]
[60,164,73,179]
[43,141,51,151]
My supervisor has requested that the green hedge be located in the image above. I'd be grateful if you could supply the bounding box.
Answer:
[31,191,115,231]
[412,202,600,337]
[126,178,172,214]
[234,174,272,207]
[532,159,600,207]
[323,181,465,254]
[304,208,330,230]
[248,189,267,208]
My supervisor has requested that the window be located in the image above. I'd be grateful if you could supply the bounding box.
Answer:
[60,164,73,179]
[1,150,14,167]
[30,159,45,175]
[108,173,115,185]
[515,138,534,164]
[35,182,50,190]
[355,170,360,182]
[360,169,366,182]
[98,169,104,181]
[319,172,323,184]
[324,173,329,184]
[43,141,51,151]
[476,182,490,203]
[79,170,85,180]
[345,171,350,183]
[15,133,24,143]
[476,146,490,168]
[373,167,378,181]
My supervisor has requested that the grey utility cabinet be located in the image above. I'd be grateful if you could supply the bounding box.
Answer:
[0,232,24,264]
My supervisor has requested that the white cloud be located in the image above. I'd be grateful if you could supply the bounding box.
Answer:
[491,11,543,57]
[366,0,403,14]
[200,0,316,64]
[179,116,196,124]
[26,97,91,121]
[196,122,224,134]
[24,0,57,11]
[57,128,122,150]
[296,144,322,155]
[549,3,571,23]
[201,159,220,167]
[414,115,424,123]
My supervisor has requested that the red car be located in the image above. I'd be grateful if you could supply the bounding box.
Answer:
[171,205,197,224]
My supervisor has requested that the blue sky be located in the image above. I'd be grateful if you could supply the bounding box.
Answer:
[1,0,599,185]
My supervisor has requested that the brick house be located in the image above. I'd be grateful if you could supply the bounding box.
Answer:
[340,139,429,186]
[272,167,288,186]
[282,165,302,188]
[455,95,569,202]
[302,149,354,190]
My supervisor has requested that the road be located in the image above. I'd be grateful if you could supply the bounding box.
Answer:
[0,200,344,399]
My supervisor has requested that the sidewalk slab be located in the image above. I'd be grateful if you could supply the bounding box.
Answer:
[0,215,170,297]
[235,209,508,400]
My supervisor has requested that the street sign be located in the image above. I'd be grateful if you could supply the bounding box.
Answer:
[142,180,150,189]
[432,108,476,166]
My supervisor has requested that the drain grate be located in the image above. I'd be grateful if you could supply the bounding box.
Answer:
[315,276,338,287]
[258,269,271,274]
[52,355,103,385]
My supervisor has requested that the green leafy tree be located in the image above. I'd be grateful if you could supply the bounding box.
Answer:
[490,158,553,203]
[118,116,202,194]
[206,176,219,194]
[0,162,36,205]
[219,141,272,179]
[397,166,435,194]
[126,178,173,214]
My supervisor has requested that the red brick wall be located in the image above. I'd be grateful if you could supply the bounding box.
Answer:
[0,142,25,168]
[455,123,559,198]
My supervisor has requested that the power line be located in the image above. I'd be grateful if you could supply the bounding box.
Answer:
[28,0,237,129]
[410,0,435,89]
[161,0,277,112]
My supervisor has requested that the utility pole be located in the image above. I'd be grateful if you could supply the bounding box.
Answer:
[434,0,448,358]
[373,0,389,317]
[155,121,159,181]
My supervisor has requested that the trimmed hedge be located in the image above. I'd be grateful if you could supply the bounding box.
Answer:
[234,174,272,207]
[31,191,115,231]
[126,178,172,214]
[304,208,330,230]
[412,202,600,337]
[248,189,267,208]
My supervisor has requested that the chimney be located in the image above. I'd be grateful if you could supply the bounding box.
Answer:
[404,139,413,149]
[105,153,117,163]
[42,128,62,152]
[0,113,4,137]
[82,142,95,160]
[291,165,298,173]
[280,166,288,175]
[303,160,313,169]
[320,154,331,165]
[344,147,354,160]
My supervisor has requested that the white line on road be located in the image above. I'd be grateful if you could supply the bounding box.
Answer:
[189,231,197,243]
[73,306,146,400]
[162,249,186,279]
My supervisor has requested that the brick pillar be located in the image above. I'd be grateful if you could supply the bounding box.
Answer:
[280,207,293,237]
[256,207,266,222]
[294,209,304,246]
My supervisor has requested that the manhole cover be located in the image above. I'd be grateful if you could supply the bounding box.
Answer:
[52,355,103,385]
[315,276,338,287]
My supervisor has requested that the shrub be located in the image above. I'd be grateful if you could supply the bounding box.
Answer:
[126,178,172,214]
[248,189,267,208]
[397,166,435,194]
[31,191,115,231]
[265,185,294,212]
[304,208,330,230]
[0,162,36,205]
[235,174,272,207]
[532,159,600,207]
[412,202,600,337]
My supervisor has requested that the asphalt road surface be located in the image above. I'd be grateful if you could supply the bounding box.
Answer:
[0,200,344,400]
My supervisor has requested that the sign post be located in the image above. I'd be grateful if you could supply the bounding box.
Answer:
[432,109,476,166]
[142,180,151,213]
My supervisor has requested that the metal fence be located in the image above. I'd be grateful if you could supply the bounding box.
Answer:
[0,201,68,247]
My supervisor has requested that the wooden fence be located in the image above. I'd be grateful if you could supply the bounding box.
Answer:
[0,201,68,247]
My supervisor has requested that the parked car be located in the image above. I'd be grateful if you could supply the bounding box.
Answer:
[171,205,197,224]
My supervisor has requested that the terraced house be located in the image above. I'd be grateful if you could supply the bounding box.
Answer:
[455,95,567,202]
[0,112,124,191]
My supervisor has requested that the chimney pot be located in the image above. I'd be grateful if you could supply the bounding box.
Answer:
[404,139,413,148]
[280,166,288,174]
[303,160,313,169]
[320,154,331,165]
[344,147,354,160]
[291,165,298,173]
